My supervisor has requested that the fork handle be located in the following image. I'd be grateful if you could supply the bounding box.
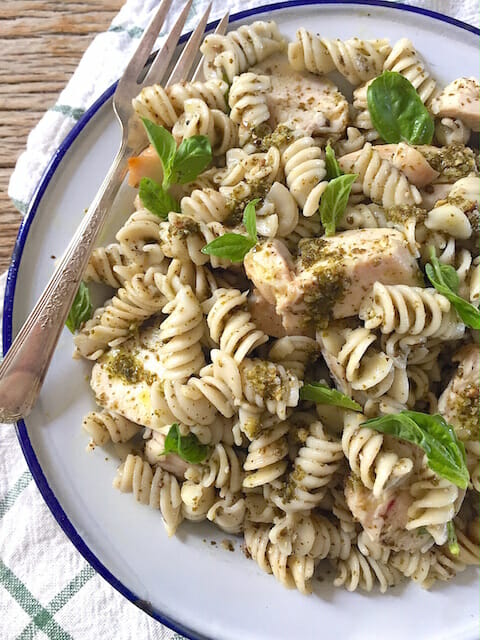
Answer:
[0,141,130,424]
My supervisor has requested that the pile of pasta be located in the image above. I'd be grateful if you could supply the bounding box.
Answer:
[74,21,480,595]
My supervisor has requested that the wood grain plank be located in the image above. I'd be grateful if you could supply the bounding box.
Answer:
[0,0,124,271]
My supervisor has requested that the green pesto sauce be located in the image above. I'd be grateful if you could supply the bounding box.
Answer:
[420,143,477,182]
[386,205,427,224]
[451,383,479,440]
[256,124,295,152]
[298,238,349,328]
[225,183,269,227]
[106,351,155,385]
[245,361,284,402]
[169,215,200,239]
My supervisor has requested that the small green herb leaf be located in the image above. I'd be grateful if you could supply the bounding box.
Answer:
[325,144,343,180]
[66,282,92,333]
[160,423,209,464]
[141,118,177,188]
[361,410,469,489]
[243,198,260,241]
[201,233,255,262]
[171,135,212,185]
[447,521,460,556]
[367,70,434,144]
[426,247,480,329]
[300,382,362,411]
[319,173,358,236]
[139,177,179,218]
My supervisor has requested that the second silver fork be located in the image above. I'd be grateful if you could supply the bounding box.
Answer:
[0,0,229,424]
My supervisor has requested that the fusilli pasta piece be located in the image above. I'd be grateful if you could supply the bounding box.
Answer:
[288,30,391,85]
[82,409,140,446]
[113,454,183,536]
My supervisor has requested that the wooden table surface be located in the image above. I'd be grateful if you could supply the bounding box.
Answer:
[0,0,125,272]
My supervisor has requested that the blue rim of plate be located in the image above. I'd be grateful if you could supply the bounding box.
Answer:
[3,2,479,638]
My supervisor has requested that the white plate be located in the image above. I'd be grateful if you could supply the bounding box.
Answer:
[5,3,479,639]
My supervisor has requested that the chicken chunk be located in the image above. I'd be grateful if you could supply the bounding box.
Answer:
[438,344,479,441]
[252,53,349,139]
[128,145,163,188]
[247,289,288,338]
[339,143,439,188]
[281,229,421,330]
[244,239,295,306]
[345,476,433,552]
[144,431,190,479]
[431,77,480,132]
[90,322,174,430]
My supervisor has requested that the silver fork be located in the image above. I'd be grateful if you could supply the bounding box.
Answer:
[0,1,230,423]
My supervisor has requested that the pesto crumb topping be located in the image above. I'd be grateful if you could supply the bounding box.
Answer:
[105,351,155,385]
[386,205,427,224]
[245,361,284,402]
[419,143,477,182]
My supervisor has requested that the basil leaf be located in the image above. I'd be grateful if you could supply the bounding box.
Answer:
[325,143,343,180]
[447,521,460,556]
[300,382,362,411]
[161,423,209,464]
[426,248,480,329]
[201,233,255,262]
[66,282,92,333]
[139,177,179,218]
[243,198,260,241]
[319,173,358,236]
[171,135,212,185]
[361,410,469,489]
[141,118,177,188]
[367,70,434,144]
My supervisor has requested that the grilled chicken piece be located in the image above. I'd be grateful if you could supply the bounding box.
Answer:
[339,143,439,188]
[144,431,190,479]
[90,322,172,430]
[419,183,452,210]
[128,145,163,188]
[247,289,288,338]
[245,229,420,332]
[438,344,480,441]
[345,477,433,552]
[244,239,295,306]
[431,77,480,132]
[253,53,349,138]
[283,229,420,328]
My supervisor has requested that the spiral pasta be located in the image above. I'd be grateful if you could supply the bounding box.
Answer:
[180,187,231,224]
[201,21,285,83]
[228,72,271,130]
[82,409,140,446]
[406,465,461,544]
[132,78,228,129]
[158,285,205,381]
[206,288,268,363]
[113,454,183,536]
[172,98,238,156]
[359,283,465,339]
[334,546,403,592]
[281,133,327,216]
[273,421,343,512]
[338,143,422,208]
[244,522,315,594]
[342,412,413,497]
[288,30,391,85]
[84,243,140,289]
[243,421,289,488]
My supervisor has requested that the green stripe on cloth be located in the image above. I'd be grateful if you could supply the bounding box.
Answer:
[0,471,31,520]
[50,105,85,121]
[11,198,28,214]
[109,24,145,38]
[0,559,72,640]
[17,566,96,640]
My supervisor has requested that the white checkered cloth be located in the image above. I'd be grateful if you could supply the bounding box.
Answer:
[2,1,479,638]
